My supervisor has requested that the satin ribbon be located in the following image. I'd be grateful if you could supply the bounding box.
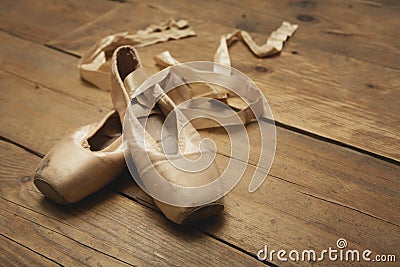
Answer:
[80,19,298,130]
[152,21,298,129]
[79,18,196,91]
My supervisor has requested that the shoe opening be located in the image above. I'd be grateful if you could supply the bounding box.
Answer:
[117,47,140,81]
[87,111,122,151]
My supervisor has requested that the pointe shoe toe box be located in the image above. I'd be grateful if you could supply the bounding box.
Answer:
[34,124,125,204]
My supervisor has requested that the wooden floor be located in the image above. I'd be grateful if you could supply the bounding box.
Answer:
[1,0,399,266]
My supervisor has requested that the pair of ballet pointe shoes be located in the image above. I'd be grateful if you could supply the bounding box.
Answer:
[34,46,223,224]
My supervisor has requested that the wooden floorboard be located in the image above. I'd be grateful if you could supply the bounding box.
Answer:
[0,207,132,266]
[45,2,400,161]
[1,33,399,226]
[1,0,399,266]
[3,26,400,162]
[0,69,108,154]
[48,0,400,70]
[0,37,399,266]
[0,31,112,109]
[0,140,264,266]
[0,235,58,267]
[118,147,400,265]
[141,0,400,69]
[0,0,115,43]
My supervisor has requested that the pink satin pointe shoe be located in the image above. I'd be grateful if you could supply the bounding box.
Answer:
[34,110,125,204]
[111,46,224,224]
[34,45,223,224]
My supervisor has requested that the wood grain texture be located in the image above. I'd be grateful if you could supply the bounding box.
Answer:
[48,2,178,55]
[1,1,399,266]
[142,0,400,69]
[1,42,398,227]
[0,70,108,154]
[0,207,131,266]
[118,138,400,266]
[48,0,400,70]
[0,235,58,267]
[44,1,400,161]
[0,140,264,266]
[0,31,112,109]
[0,0,115,43]
[202,123,400,226]
[0,48,399,266]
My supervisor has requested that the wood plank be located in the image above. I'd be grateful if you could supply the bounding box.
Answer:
[0,12,399,263]
[3,28,400,162]
[2,120,399,267]
[138,31,400,161]
[0,0,115,43]
[0,31,112,109]
[0,140,264,266]
[216,174,400,267]
[49,0,400,69]
[2,60,399,228]
[44,2,400,161]
[1,51,399,266]
[0,207,131,266]
[0,69,108,154]
[116,158,400,266]
[49,2,178,55]
[117,139,400,266]
[0,235,58,267]
[3,28,393,220]
[143,0,400,69]
[2,136,399,267]
[202,123,400,226]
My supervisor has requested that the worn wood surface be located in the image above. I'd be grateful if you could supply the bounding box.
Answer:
[48,1,400,161]
[0,140,264,266]
[0,0,115,43]
[0,235,58,267]
[0,0,399,266]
